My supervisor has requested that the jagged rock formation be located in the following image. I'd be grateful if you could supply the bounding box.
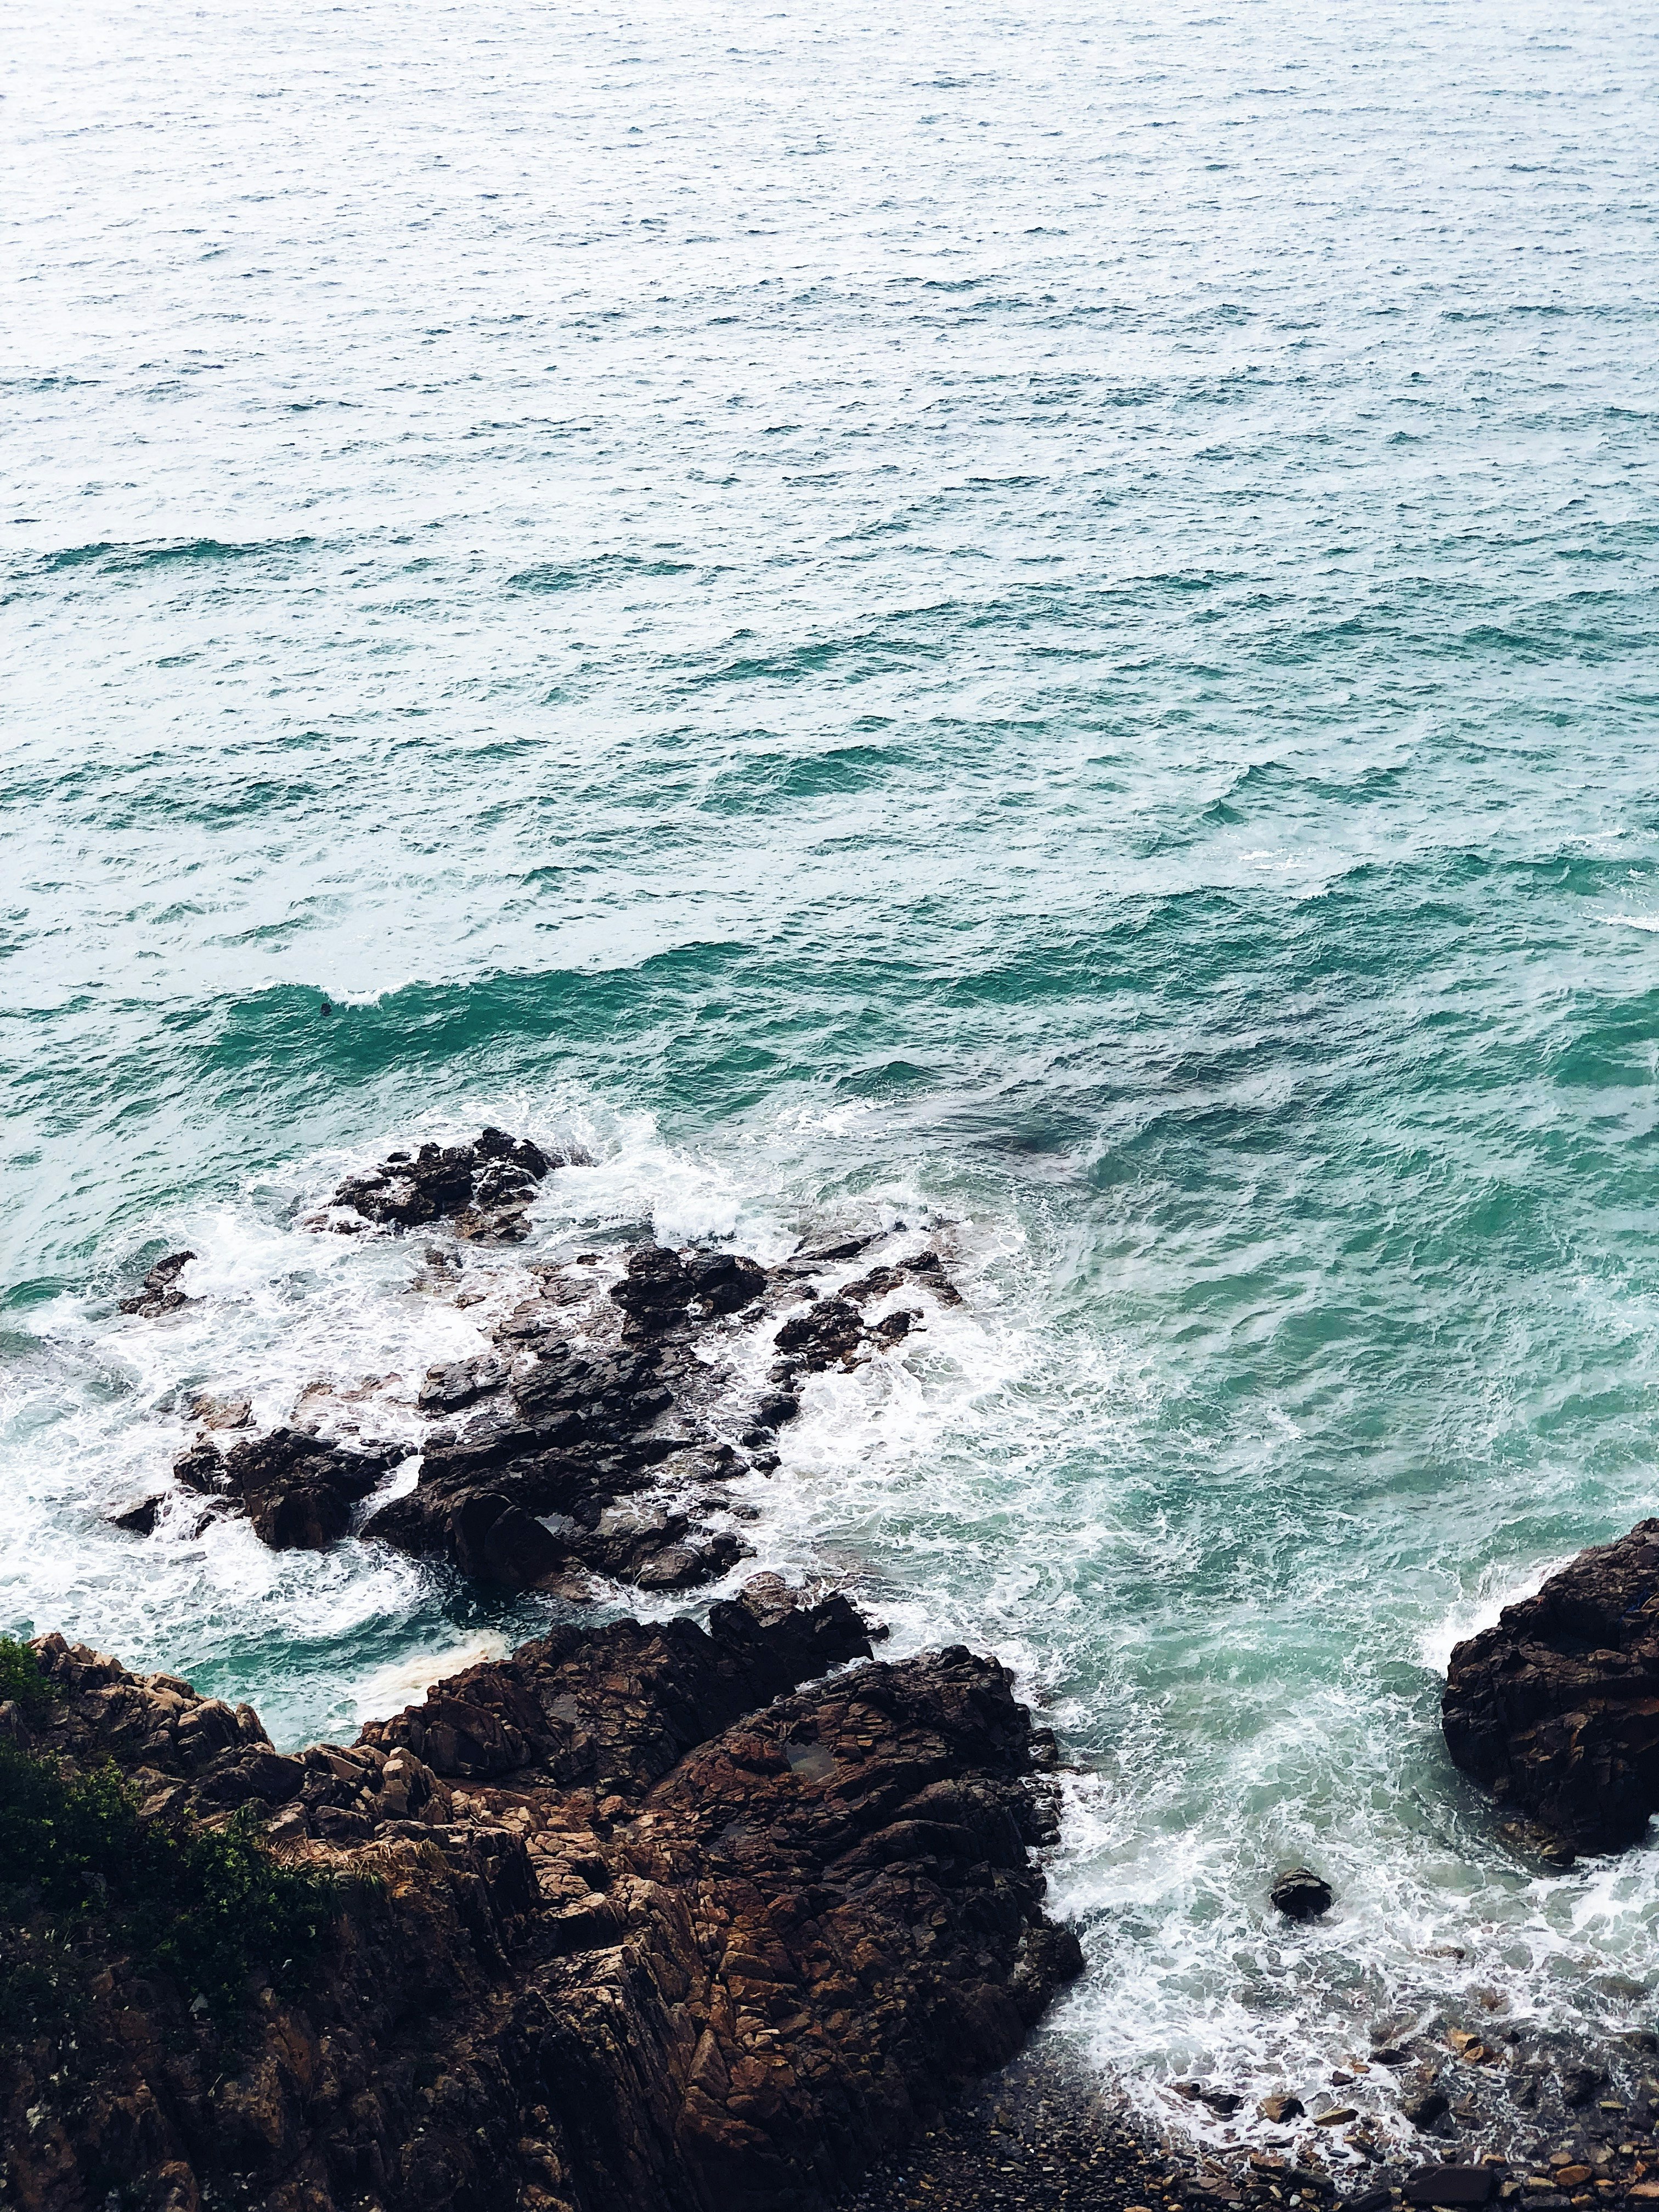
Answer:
[1443,1519,1659,1853]
[174,1427,405,1550]
[135,1147,963,1602]
[117,1248,196,1317]
[0,1581,1081,2212]
[323,1127,579,1243]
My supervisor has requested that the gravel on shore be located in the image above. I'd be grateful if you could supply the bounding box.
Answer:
[840,2041,1659,2212]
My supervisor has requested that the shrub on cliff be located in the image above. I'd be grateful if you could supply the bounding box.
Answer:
[0,1736,340,2027]
[0,1633,57,1718]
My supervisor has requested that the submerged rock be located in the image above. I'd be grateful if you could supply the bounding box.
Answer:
[1442,1519,1659,1853]
[1269,1866,1334,1921]
[1403,2167,1496,2207]
[3,1582,1081,2212]
[117,1248,196,1317]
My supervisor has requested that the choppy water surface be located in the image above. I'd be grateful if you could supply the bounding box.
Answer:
[8,0,1659,2151]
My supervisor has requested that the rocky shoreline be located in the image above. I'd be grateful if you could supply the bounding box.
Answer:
[12,1128,1659,2211]
[0,1585,1082,2211]
[850,2042,1659,2212]
[2,1132,1089,2210]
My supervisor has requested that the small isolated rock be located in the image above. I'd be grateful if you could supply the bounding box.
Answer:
[119,1250,196,1318]
[1200,2089,1243,2116]
[1259,2095,1304,2124]
[109,1496,163,1536]
[1313,2107,1358,2127]
[1270,1866,1334,1921]
[1401,2090,1450,2130]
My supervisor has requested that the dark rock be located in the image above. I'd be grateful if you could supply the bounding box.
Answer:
[417,1353,507,1414]
[175,1427,399,1549]
[778,1233,882,1271]
[686,1250,767,1315]
[117,1249,196,1317]
[1560,2066,1604,2108]
[1443,1519,1659,1853]
[903,1247,966,1305]
[328,1128,566,1242]
[1403,2165,1496,2206]
[1269,1866,1334,1921]
[1200,2089,1244,2115]
[1259,2094,1305,2123]
[1344,2191,1394,2212]
[874,1308,918,1342]
[1401,2090,1451,2129]
[774,1295,870,1370]
[609,1243,695,1333]
[108,1495,163,1536]
[173,1206,934,1606]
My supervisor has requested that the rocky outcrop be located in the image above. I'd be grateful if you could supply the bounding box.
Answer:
[1442,1519,1659,1852]
[174,1426,405,1550]
[0,1581,1080,2212]
[324,1127,580,1243]
[1269,1867,1333,1921]
[118,1248,196,1317]
[135,1165,966,1604]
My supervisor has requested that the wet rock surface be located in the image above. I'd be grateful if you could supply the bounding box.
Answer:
[0,1579,1082,2212]
[325,1126,571,1242]
[1443,1519,1659,1853]
[847,2041,1659,2212]
[174,1425,404,1549]
[1271,1868,1335,1922]
[122,1142,967,1605]
[117,1246,196,1317]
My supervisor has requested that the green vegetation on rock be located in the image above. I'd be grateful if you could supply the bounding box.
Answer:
[0,1729,340,2031]
[0,1634,57,1718]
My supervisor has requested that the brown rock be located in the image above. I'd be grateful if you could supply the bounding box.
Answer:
[1,1589,1080,2212]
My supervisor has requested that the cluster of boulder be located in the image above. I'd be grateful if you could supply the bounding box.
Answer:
[0,1579,1081,2212]
[326,1127,578,1243]
[115,1132,957,1606]
[92,1120,1659,2210]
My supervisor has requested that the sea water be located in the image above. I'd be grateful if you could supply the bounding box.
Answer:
[7,0,1659,2148]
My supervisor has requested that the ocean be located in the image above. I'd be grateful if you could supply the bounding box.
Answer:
[7,0,1659,2150]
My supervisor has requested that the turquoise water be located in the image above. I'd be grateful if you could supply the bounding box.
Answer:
[8,0,1659,2147]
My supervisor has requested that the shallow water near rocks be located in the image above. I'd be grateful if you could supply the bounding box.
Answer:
[8,0,1659,2165]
